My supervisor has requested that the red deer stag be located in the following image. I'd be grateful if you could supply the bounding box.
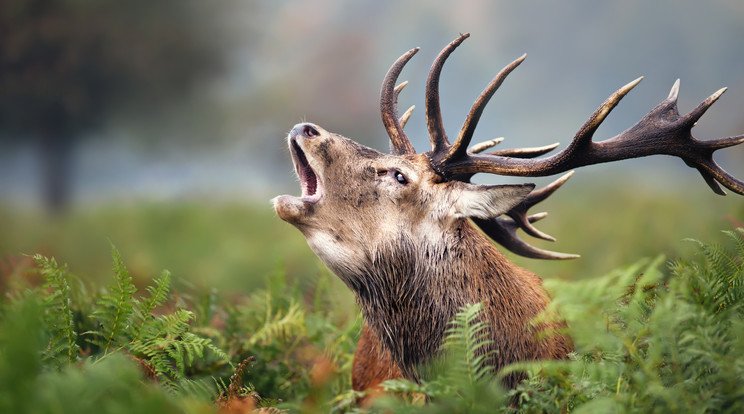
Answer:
[273,33,744,392]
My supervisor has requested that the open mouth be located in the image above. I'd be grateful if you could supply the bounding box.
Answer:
[290,138,323,202]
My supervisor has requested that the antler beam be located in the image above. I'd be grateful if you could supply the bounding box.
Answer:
[426,34,471,154]
[380,47,419,155]
[436,76,744,195]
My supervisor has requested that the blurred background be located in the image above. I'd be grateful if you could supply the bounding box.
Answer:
[1,0,743,294]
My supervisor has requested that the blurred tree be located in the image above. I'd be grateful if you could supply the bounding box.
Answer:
[0,0,233,212]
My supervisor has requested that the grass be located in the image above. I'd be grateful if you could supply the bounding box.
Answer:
[0,201,322,294]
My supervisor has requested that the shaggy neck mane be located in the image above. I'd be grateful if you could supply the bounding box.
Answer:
[345,221,540,380]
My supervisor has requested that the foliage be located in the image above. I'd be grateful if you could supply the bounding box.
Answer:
[33,246,232,392]
[1,228,744,412]
[0,282,211,414]
[506,229,744,413]
[37,255,79,368]
[0,244,361,413]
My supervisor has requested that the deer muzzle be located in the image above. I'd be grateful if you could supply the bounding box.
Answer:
[271,123,325,224]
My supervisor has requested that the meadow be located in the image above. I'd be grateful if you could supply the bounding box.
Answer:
[1,180,743,413]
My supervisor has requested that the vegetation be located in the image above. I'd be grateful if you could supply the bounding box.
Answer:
[1,198,743,412]
[0,243,360,413]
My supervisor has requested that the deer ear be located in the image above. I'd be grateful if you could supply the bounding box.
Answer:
[453,183,534,219]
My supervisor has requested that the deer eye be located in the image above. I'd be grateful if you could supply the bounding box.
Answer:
[393,171,408,185]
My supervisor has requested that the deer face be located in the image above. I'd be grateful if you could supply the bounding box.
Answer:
[273,122,533,280]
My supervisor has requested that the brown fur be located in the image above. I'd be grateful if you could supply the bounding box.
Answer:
[352,324,402,397]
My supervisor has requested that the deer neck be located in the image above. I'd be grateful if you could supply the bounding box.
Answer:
[346,220,529,380]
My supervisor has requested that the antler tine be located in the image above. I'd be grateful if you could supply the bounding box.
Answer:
[568,76,644,152]
[426,33,470,155]
[395,80,415,128]
[683,86,727,126]
[699,134,744,151]
[469,137,504,154]
[686,146,744,195]
[489,142,560,159]
[450,142,561,183]
[381,48,419,155]
[394,81,409,102]
[506,171,574,241]
[473,215,580,260]
[444,54,527,163]
[432,75,646,179]
[667,78,681,102]
[399,105,415,128]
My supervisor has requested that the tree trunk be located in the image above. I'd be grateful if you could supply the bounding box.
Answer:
[39,129,74,215]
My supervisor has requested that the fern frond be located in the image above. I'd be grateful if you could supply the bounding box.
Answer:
[129,307,230,386]
[732,227,744,255]
[723,228,744,270]
[683,234,744,316]
[441,303,496,386]
[34,254,79,367]
[91,246,138,355]
[132,270,171,342]
[248,300,306,346]
[150,351,180,390]
[690,234,739,282]
[143,308,193,339]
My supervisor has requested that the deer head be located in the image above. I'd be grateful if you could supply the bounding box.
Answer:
[273,33,744,386]
[273,121,534,281]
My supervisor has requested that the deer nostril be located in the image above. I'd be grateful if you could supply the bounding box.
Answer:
[303,124,320,138]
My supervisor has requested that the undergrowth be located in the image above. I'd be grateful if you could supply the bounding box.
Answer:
[1,229,743,413]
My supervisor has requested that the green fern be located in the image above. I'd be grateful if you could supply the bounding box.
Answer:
[682,229,744,317]
[377,303,506,411]
[248,297,306,346]
[127,301,231,388]
[75,246,232,388]
[132,270,171,342]
[35,254,79,367]
[441,302,496,386]
[509,229,744,413]
[726,228,744,261]
[89,245,138,355]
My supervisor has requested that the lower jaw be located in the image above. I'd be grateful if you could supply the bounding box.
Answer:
[272,194,317,224]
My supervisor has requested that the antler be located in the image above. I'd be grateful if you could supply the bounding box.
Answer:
[380,47,419,155]
[437,77,744,195]
[380,33,744,260]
